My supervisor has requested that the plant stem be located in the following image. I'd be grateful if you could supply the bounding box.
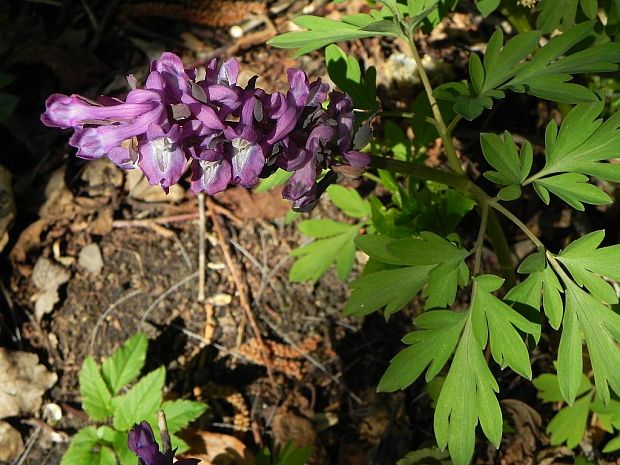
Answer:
[489,200,544,248]
[368,155,480,197]
[405,36,464,175]
[487,210,516,287]
[379,110,437,126]
[473,203,489,275]
[198,193,206,302]
[368,154,540,284]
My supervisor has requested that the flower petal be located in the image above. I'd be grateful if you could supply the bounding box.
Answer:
[128,421,162,465]
[190,157,231,194]
[138,125,187,190]
[229,139,265,187]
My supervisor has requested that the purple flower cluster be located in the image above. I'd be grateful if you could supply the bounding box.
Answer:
[41,52,369,210]
[128,421,198,465]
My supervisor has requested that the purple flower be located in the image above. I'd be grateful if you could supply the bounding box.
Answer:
[128,421,199,465]
[66,90,166,161]
[138,124,187,192]
[40,51,369,208]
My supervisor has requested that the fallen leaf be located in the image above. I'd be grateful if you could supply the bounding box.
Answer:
[78,243,104,274]
[9,219,48,268]
[31,257,70,321]
[0,421,24,462]
[217,187,290,220]
[0,348,57,418]
[178,430,254,465]
[39,168,77,219]
[125,169,185,203]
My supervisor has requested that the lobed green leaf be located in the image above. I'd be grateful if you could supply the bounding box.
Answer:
[101,333,148,395]
[79,357,113,421]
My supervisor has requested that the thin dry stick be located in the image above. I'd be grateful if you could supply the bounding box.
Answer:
[198,193,206,302]
[90,289,144,355]
[206,197,276,387]
[140,272,199,326]
[158,410,172,454]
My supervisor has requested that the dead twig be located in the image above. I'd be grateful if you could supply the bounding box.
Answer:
[198,193,206,302]
[90,289,143,356]
[206,197,276,387]
[112,220,192,270]
[139,272,199,327]
[158,410,172,454]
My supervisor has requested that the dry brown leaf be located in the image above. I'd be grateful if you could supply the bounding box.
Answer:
[9,219,48,267]
[39,168,77,219]
[0,420,24,462]
[178,430,254,465]
[125,169,185,203]
[217,187,290,220]
[31,257,71,321]
[0,348,57,418]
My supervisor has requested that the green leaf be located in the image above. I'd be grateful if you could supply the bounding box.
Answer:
[591,397,620,431]
[531,102,620,206]
[79,357,112,421]
[171,434,190,454]
[255,169,293,193]
[112,430,137,465]
[533,373,593,402]
[548,393,593,447]
[475,0,501,16]
[450,22,620,120]
[534,173,611,210]
[434,319,502,465]
[325,44,377,111]
[61,427,100,465]
[274,441,314,465]
[297,219,356,238]
[505,254,564,329]
[603,436,620,453]
[453,94,493,121]
[557,230,620,303]
[156,399,207,433]
[267,15,399,56]
[537,0,580,32]
[112,366,166,431]
[344,265,434,317]
[102,333,148,395]
[378,310,467,391]
[61,427,116,465]
[346,232,469,315]
[470,276,539,379]
[384,232,469,266]
[327,185,371,218]
[290,223,361,283]
[481,132,532,187]
[558,282,620,404]
[482,30,542,93]
[469,53,485,95]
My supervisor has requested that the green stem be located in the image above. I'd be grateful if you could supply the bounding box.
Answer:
[379,110,437,126]
[489,200,544,248]
[473,203,489,276]
[446,114,463,135]
[405,36,464,175]
[368,156,480,198]
[369,155,539,286]
[487,210,516,287]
